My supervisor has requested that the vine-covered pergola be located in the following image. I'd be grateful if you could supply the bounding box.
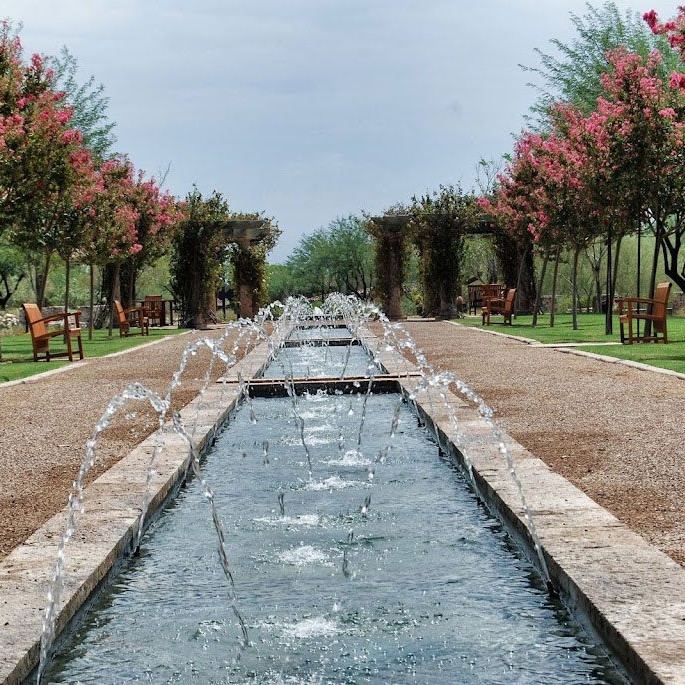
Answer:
[222,219,269,320]
[173,215,270,327]
[369,215,410,320]
[369,212,535,320]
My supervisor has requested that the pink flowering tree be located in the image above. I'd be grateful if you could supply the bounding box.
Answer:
[643,10,685,301]
[118,170,182,307]
[0,24,98,306]
[79,157,140,336]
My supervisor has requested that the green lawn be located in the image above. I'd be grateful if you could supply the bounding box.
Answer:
[456,312,685,374]
[0,327,187,383]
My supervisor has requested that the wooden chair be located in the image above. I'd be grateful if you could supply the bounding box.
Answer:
[114,300,149,337]
[468,283,503,315]
[22,303,84,362]
[482,288,517,325]
[143,295,163,326]
[618,282,672,344]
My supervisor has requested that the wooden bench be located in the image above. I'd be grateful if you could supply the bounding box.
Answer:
[481,288,517,326]
[22,303,84,362]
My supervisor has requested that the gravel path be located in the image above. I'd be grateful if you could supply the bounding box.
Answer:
[0,328,240,561]
[2,320,683,570]
[401,320,685,567]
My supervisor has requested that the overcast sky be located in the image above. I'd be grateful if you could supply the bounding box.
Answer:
[1,0,678,261]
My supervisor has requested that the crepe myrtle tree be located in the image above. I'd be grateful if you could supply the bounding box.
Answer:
[81,157,141,336]
[0,25,98,306]
[118,169,182,308]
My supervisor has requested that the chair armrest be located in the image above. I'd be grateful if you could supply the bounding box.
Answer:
[123,306,143,315]
[621,297,655,306]
[33,311,82,327]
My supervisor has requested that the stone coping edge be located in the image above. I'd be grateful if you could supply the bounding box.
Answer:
[0,340,272,685]
[358,324,685,684]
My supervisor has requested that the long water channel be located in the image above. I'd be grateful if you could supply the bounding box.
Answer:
[42,326,626,684]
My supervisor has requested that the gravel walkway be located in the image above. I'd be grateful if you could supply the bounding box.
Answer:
[401,320,685,567]
[0,328,238,561]
[2,321,683,571]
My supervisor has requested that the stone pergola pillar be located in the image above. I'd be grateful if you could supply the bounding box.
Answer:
[222,220,268,319]
[370,215,411,320]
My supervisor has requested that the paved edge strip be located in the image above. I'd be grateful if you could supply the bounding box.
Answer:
[0,340,272,685]
[358,325,685,684]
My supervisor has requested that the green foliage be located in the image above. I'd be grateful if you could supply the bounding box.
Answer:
[225,212,280,314]
[410,185,479,317]
[0,240,25,307]
[286,215,374,300]
[50,46,116,161]
[170,188,230,327]
[522,0,683,126]
[266,263,297,302]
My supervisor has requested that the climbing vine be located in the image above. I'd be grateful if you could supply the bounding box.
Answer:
[170,188,229,328]
[409,185,478,318]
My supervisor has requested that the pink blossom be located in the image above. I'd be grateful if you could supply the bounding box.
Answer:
[62,129,83,144]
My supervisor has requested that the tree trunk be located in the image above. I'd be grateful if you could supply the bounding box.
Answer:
[108,263,121,337]
[37,250,53,308]
[644,221,662,338]
[89,262,95,340]
[611,234,623,299]
[532,251,550,327]
[64,257,70,313]
[571,246,581,331]
[605,230,612,335]
[550,247,561,327]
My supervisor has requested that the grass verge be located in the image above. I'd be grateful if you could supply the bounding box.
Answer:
[456,312,685,374]
[0,327,187,383]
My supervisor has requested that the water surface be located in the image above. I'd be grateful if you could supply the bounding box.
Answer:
[45,392,624,684]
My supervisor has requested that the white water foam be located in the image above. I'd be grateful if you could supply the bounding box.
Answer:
[254,514,321,527]
[323,449,371,467]
[281,616,340,639]
[277,545,332,567]
[281,434,334,447]
[304,476,365,491]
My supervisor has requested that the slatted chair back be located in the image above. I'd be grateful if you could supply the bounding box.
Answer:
[23,303,47,340]
[652,282,672,335]
[22,303,84,361]
[502,288,517,316]
[144,295,163,326]
[482,283,503,300]
[113,300,127,329]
